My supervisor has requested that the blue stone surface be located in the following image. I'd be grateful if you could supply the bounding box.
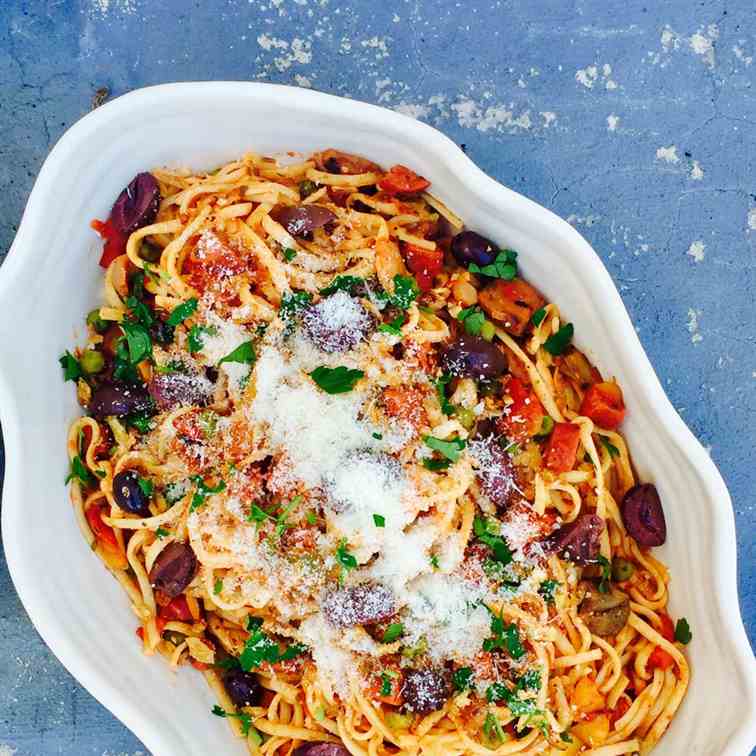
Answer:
[0,0,754,753]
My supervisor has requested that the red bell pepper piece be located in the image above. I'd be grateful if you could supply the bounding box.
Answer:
[91,218,128,269]
[498,377,545,443]
[378,164,431,195]
[580,381,626,429]
[543,422,581,473]
[85,504,120,552]
[403,243,444,291]
[159,595,194,623]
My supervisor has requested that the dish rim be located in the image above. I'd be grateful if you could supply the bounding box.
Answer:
[1,81,754,756]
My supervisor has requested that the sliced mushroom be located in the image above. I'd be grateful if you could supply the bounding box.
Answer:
[578,581,630,637]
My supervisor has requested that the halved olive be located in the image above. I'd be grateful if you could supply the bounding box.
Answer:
[579,581,630,637]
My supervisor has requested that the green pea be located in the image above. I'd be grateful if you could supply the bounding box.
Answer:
[299,179,318,198]
[480,320,495,341]
[535,415,555,437]
[80,350,105,374]
[86,308,108,334]
[456,407,476,430]
[139,240,162,263]
[611,557,635,582]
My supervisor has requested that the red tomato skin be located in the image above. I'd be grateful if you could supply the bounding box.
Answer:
[580,382,626,429]
[378,165,431,195]
[657,613,675,642]
[498,377,544,443]
[85,505,119,551]
[648,646,675,670]
[159,595,194,622]
[403,243,443,290]
[91,218,128,268]
[543,422,582,473]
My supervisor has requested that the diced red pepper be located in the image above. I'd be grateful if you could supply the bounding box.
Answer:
[402,243,444,291]
[543,422,581,473]
[657,613,675,642]
[136,616,167,642]
[85,504,120,552]
[580,381,626,429]
[648,646,675,670]
[497,377,545,443]
[378,164,431,195]
[91,218,128,268]
[608,697,631,726]
[159,595,194,622]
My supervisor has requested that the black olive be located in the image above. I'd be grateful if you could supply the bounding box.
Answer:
[147,373,213,411]
[441,334,507,380]
[542,514,604,564]
[149,319,175,346]
[451,231,498,267]
[112,469,150,516]
[322,582,396,627]
[275,205,337,237]
[292,744,350,756]
[110,173,160,235]
[223,669,262,708]
[303,293,372,353]
[620,483,666,547]
[148,542,198,597]
[402,668,451,714]
[89,382,153,418]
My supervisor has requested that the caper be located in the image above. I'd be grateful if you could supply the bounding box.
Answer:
[299,179,318,198]
[456,407,475,430]
[611,557,635,582]
[86,308,108,334]
[480,320,495,341]
[80,350,105,374]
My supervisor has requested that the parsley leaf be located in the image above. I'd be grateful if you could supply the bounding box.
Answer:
[435,373,455,416]
[452,666,474,691]
[597,554,612,594]
[517,668,541,692]
[601,436,620,458]
[382,623,404,643]
[155,527,170,539]
[380,672,395,696]
[279,291,312,325]
[424,435,466,462]
[336,539,357,581]
[213,578,223,595]
[543,323,574,356]
[386,274,419,310]
[531,307,547,327]
[373,513,386,527]
[218,341,255,366]
[538,579,559,605]
[282,247,297,262]
[422,458,452,471]
[126,412,154,434]
[239,622,307,671]
[65,455,94,485]
[674,617,692,645]
[120,321,152,363]
[483,609,525,659]
[166,297,198,326]
[136,475,154,498]
[320,275,364,296]
[468,249,518,280]
[125,295,154,328]
[190,476,226,512]
[457,306,486,336]
[378,314,405,337]
[271,495,302,541]
[429,553,440,569]
[305,510,317,525]
[247,503,273,528]
[211,705,254,737]
[309,365,364,394]
[59,351,83,382]
[188,324,216,354]
[473,516,513,565]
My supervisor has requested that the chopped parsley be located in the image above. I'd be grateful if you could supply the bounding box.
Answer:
[517,668,541,692]
[452,666,474,691]
[218,341,255,366]
[120,321,152,364]
[239,618,308,671]
[372,431,383,440]
[336,538,358,582]
[309,365,364,394]
[126,412,154,434]
[211,705,254,737]
[560,731,573,743]
[65,455,93,486]
[486,679,546,732]
[422,458,452,471]
[483,609,525,659]
[190,476,226,512]
[538,579,559,605]
[213,578,223,595]
[531,307,547,327]
[483,712,505,745]
[282,247,297,262]
[373,513,386,527]
[377,314,405,337]
[136,475,154,498]
[601,436,621,458]
[674,617,692,645]
[429,553,440,569]
[468,249,518,280]
[155,527,170,539]
[279,291,312,325]
[197,410,218,438]
[188,324,217,354]
[305,510,317,525]
[382,623,404,643]
[247,503,272,528]
[596,554,612,594]
[319,275,363,296]
[59,351,83,382]
[166,297,198,326]
[434,373,455,416]
[380,671,397,696]
[271,495,302,541]
[424,435,466,462]
[473,516,513,566]
[457,306,486,336]
[386,274,420,310]
[125,295,154,328]
[543,322,574,356]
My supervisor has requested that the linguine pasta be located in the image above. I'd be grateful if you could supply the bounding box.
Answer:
[61,149,689,755]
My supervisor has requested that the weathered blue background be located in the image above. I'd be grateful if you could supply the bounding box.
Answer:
[1,0,754,753]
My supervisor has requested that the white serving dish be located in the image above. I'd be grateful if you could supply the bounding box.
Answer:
[0,82,754,756]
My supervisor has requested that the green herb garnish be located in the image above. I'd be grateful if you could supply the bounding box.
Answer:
[532,307,547,327]
[468,249,517,280]
[674,617,692,645]
[424,435,466,462]
[239,621,307,671]
[211,705,254,737]
[543,323,574,356]
[483,608,525,659]
[601,436,620,458]
[65,455,93,485]
[434,372,455,416]
[597,554,612,594]
[382,623,404,643]
[166,297,198,326]
[378,314,405,337]
[190,476,226,512]
[214,578,223,595]
[452,666,474,691]
[336,538,357,582]
[59,351,82,382]
[136,475,154,498]
[538,579,559,605]
[320,275,364,296]
[188,324,217,354]
[120,321,152,363]
[155,527,170,539]
[373,513,386,527]
[422,458,452,471]
[282,247,297,262]
[473,516,513,565]
[457,306,486,336]
[218,341,255,366]
[309,365,364,394]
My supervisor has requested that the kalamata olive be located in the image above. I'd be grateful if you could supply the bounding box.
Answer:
[451,231,498,268]
[402,668,451,714]
[303,291,372,353]
[149,319,175,346]
[469,436,519,511]
[223,669,262,708]
[111,173,160,235]
[542,514,604,564]
[292,744,350,756]
[89,381,153,418]
[112,469,150,516]
[322,582,396,627]
[620,483,666,547]
[579,581,630,637]
[148,541,198,597]
[440,334,507,380]
[275,205,337,237]
[611,557,635,582]
[147,373,213,411]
